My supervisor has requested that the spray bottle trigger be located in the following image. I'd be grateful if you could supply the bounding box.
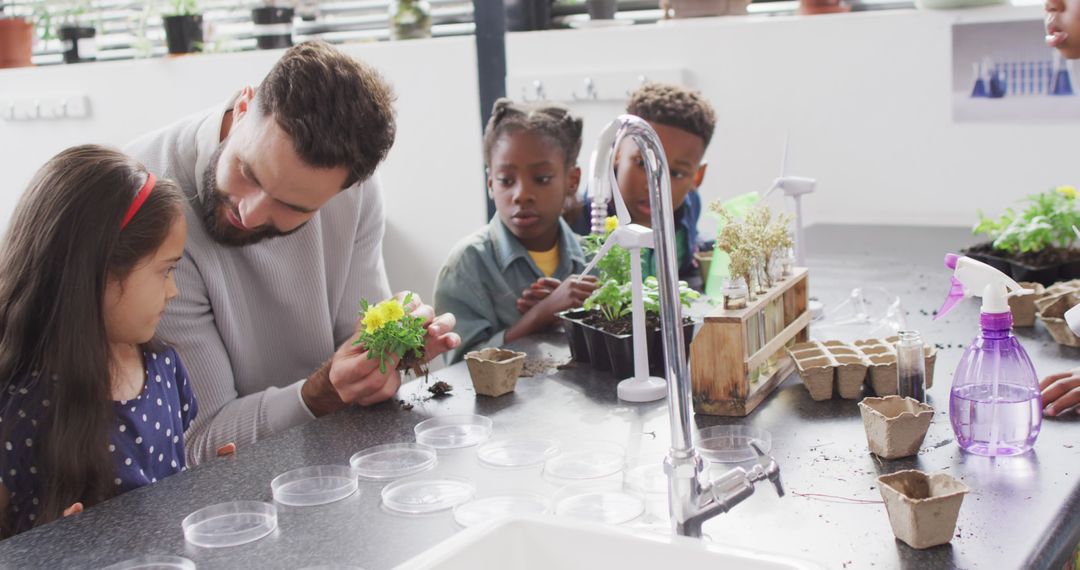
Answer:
[935,275,966,321]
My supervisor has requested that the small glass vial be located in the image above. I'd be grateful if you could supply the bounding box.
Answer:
[897,330,927,402]
[723,277,748,310]
[390,0,433,41]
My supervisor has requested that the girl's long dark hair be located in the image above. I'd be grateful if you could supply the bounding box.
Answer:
[0,145,184,534]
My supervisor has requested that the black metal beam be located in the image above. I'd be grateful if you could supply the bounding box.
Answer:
[472,0,507,220]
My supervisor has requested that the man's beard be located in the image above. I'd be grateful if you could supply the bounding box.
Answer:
[198,143,306,247]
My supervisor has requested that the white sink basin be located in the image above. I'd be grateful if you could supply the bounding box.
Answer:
[394,515,822,570]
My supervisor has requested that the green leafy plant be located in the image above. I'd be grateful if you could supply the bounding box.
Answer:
[975,186,1080,254]
[583,279,631,322]
[582,216,631,285]
[584,276,700,323]
[170,0,199,15]
[353,293,426,374]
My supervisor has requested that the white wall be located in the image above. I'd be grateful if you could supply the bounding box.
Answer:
[1,5,1074,300]
[0,37,487,301]
[506,4,1073,240]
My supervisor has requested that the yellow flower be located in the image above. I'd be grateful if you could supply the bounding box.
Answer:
[604,216,618,234]
[362,308,387,333]
[1057,185,1077,199]
[379,299,406,323]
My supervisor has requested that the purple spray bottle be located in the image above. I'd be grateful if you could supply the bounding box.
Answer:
[935,254,1042,456]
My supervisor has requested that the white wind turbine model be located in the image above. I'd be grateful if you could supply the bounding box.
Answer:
[762,134,816,267]
[578,121,667,403]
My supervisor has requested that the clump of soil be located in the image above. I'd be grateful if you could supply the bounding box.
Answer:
[397,399,414,411]
[967,241,1080,268]
[519,355,571,377]
[396,348,429,378]
[427,381,453,398]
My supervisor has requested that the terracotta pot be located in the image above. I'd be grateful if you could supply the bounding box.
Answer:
[0,18,34,69]
[798,0,851,15]
[858,396,933,459]
[877,470,969,549]
[464,348,526,397]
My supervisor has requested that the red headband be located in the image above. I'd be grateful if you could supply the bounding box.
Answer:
[120,173,156,230]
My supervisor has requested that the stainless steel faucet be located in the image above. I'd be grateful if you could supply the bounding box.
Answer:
[591,115,785,538]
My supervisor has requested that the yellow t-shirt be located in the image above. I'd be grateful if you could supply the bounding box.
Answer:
[528,243,560,277]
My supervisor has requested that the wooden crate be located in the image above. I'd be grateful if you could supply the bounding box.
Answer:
[691,268,810,416]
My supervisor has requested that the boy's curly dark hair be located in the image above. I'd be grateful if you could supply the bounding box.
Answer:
[483,98,584,168]
[626,83,716,149]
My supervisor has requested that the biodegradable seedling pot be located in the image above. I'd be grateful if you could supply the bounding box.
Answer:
[464,348,526,397]
[867,354,899,396]
[1008,282,1045,328]
[793,355,834,401]
[858,396,934,459]
[833,355,868,399]
[1038,292,1080,348]
[877,470,970,549]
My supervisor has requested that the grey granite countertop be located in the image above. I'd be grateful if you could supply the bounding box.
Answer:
[1,225,1077,570]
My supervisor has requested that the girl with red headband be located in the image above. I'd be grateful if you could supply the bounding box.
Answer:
[0,145,197,537]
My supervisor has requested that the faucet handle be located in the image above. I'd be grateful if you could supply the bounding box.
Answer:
[749,442,784,497]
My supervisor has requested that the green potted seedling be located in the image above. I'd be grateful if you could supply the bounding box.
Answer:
[162,0,203,54]
[966,186,1080,285]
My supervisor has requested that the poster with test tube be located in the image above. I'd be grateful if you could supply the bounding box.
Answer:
[953,20,1080,122]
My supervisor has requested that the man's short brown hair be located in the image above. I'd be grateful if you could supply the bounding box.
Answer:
[258,40,397,188]
[626,83,716,149]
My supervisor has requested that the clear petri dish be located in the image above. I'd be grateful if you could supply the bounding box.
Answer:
[476,437,560,468]
[453,492,551,527]
[182,501,277,548]
[624,461,667,495]
[100,556,195,570]
[350,443,437,480]
[381,476,476,515]
[270,465,358,507]
[553,481,644,525]
[695,425,772,463]
[543,441,625,480]
[414,415,493,449]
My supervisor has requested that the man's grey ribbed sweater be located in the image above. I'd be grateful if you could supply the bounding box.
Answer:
[126,101,391,465]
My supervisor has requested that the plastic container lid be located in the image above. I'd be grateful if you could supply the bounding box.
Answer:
[452,492,551,527]
[381,476,476,514]
[182,501,277,548]
[350,443,437,480]
[476,437,560,468]
[696,425,772,463]
[543,441,625,480]
[414,415,493,449]
[100,556,196,570]
[270,465,358,507]
[553,481,644,525]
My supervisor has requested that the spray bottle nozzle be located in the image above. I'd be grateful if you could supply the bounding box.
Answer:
[935,253,1034,321]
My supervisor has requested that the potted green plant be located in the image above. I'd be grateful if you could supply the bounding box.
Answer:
[0,3,34,69]
[966,186,1080,285]
[252,2,293,50]
[162,0,203,55]
[583,277,699,379]
[389,0,432,40]
[53,0,98,64]
[560,217,699,378]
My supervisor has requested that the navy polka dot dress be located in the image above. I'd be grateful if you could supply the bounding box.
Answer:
[0,346,197,534]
